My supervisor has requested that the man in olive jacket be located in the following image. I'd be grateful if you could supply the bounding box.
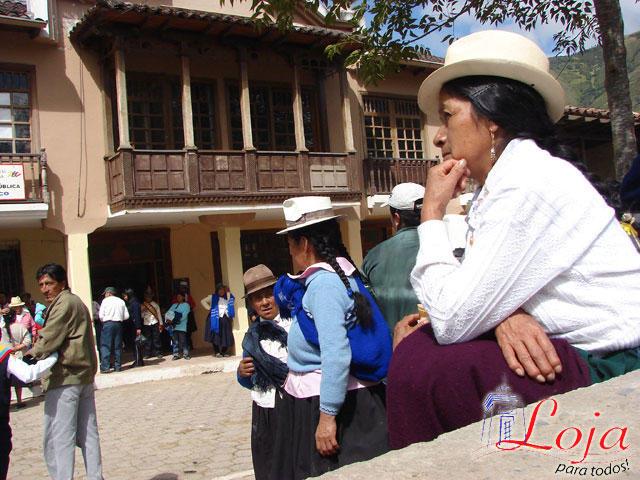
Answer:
[28,263,103,480]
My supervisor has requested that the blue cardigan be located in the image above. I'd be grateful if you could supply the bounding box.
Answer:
[286,269,356,416]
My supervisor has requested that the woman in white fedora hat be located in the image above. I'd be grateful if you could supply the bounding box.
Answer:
[387,30,640,449]
[270,196,392,479]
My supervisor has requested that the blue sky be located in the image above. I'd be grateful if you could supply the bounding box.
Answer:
[418,0,640,57]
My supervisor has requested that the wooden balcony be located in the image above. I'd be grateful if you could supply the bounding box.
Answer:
[0,148,49,203]
[105,149,362,212]
[363,157,439,195]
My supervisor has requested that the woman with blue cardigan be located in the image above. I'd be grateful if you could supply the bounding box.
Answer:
[270,196,392,480]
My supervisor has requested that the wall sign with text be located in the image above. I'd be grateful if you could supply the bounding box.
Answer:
[0,164,25,200]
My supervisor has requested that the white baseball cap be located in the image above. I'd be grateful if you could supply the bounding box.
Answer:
[382,182,425,210]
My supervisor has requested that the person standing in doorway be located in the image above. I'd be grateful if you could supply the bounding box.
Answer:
[168,292,191,360]
[27,263,103,480]
[141,289,163,359]
[123,289,144,368]
[98,287,129,373]
[172,280,196,349]
[201,283,235,357]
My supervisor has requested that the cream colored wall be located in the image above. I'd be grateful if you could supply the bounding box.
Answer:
[169,223,216,350]
[0,228,66,304]
[0,0,110,237]
[155,0,256,17]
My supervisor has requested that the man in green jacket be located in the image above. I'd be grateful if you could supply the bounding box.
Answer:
[361,183,425,335]
[28,263,103,480]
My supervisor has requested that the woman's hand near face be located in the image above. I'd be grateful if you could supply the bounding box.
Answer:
[422,159,471,222]
[315,412,339,456]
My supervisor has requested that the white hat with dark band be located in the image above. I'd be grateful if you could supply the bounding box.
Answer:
[277,196,345,234]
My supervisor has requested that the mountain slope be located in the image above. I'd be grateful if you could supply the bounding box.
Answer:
[549,30,640,112]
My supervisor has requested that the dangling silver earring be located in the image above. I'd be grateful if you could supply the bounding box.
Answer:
[490,130,497,165]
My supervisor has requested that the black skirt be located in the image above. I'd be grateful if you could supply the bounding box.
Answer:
[212,314,234,348]
[269,383,389,480]
[252,401,278,480]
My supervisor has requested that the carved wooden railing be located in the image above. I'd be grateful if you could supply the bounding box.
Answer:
[105,149,361,212]
[363,156,439,195]
[0,148,49,203]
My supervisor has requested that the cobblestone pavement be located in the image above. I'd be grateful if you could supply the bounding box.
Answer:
[9,369,255,480]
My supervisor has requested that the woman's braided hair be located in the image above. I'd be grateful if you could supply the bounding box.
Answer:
[288,218,372,328]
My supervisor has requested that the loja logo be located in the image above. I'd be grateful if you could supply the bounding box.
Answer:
[477,379,631,473]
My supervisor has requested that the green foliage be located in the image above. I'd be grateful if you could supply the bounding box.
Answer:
[550,30,640,111]
[233,0,602,84]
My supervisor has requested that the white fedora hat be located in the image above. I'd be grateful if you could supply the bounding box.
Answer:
[418,30,566,122]
[277,196,344,234]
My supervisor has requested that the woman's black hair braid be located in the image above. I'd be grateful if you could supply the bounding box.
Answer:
[289,219,373,328]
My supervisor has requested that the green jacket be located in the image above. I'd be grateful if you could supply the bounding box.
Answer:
[360,226,421,333]
[30,289,97,390]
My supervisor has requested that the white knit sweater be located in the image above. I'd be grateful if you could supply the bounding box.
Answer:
[411,138,640,354]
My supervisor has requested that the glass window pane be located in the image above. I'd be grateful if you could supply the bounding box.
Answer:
[0,141,11,153]
[15,140,30,153]
[0,124,12,138]
[0,93,9,106]
[149,103,163,115]
[13,108,29,122]
[133,130,147,143]
[15,124,30,139]
[132,116,146,128]
[151,131,164,143]
[0,108,10,121]
[13,93,28,107]
[150,117,164,129]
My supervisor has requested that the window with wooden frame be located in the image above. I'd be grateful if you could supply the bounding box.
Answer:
[125,74,218,150]
[0,67,33,154]
[228,83,321,152]
[171,82,218,150]
[363,95,424,159]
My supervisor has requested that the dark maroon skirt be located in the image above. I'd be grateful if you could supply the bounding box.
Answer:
[386,323,592,450]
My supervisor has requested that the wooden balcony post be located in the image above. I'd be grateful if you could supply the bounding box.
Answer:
[114,44,131,150]
[339,65,356,153]
[238,48,255,151]
[181,53,196,150]
[40,147,49,204]
[292,58,308,152]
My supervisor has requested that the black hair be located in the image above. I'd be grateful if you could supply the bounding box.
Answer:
[123,288,138,305]
[36,263,68,287]
[390,206,421,228]
[442,76,576,163]
[288,219,372,327]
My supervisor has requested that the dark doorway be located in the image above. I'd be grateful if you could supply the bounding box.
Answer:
[88,229,173,308]
[240,229,293,277]
[360,220,393,258]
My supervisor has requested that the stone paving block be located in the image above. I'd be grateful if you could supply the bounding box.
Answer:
[9,370,253,479]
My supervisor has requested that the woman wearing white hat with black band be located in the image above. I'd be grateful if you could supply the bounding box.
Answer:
[270,196,392,479]
[387,30,640,449]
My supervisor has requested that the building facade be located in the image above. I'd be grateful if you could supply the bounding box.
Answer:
[3,0,637,350]
[0,0,444,350]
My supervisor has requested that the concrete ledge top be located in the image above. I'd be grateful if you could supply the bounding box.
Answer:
[320,371,640,479]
